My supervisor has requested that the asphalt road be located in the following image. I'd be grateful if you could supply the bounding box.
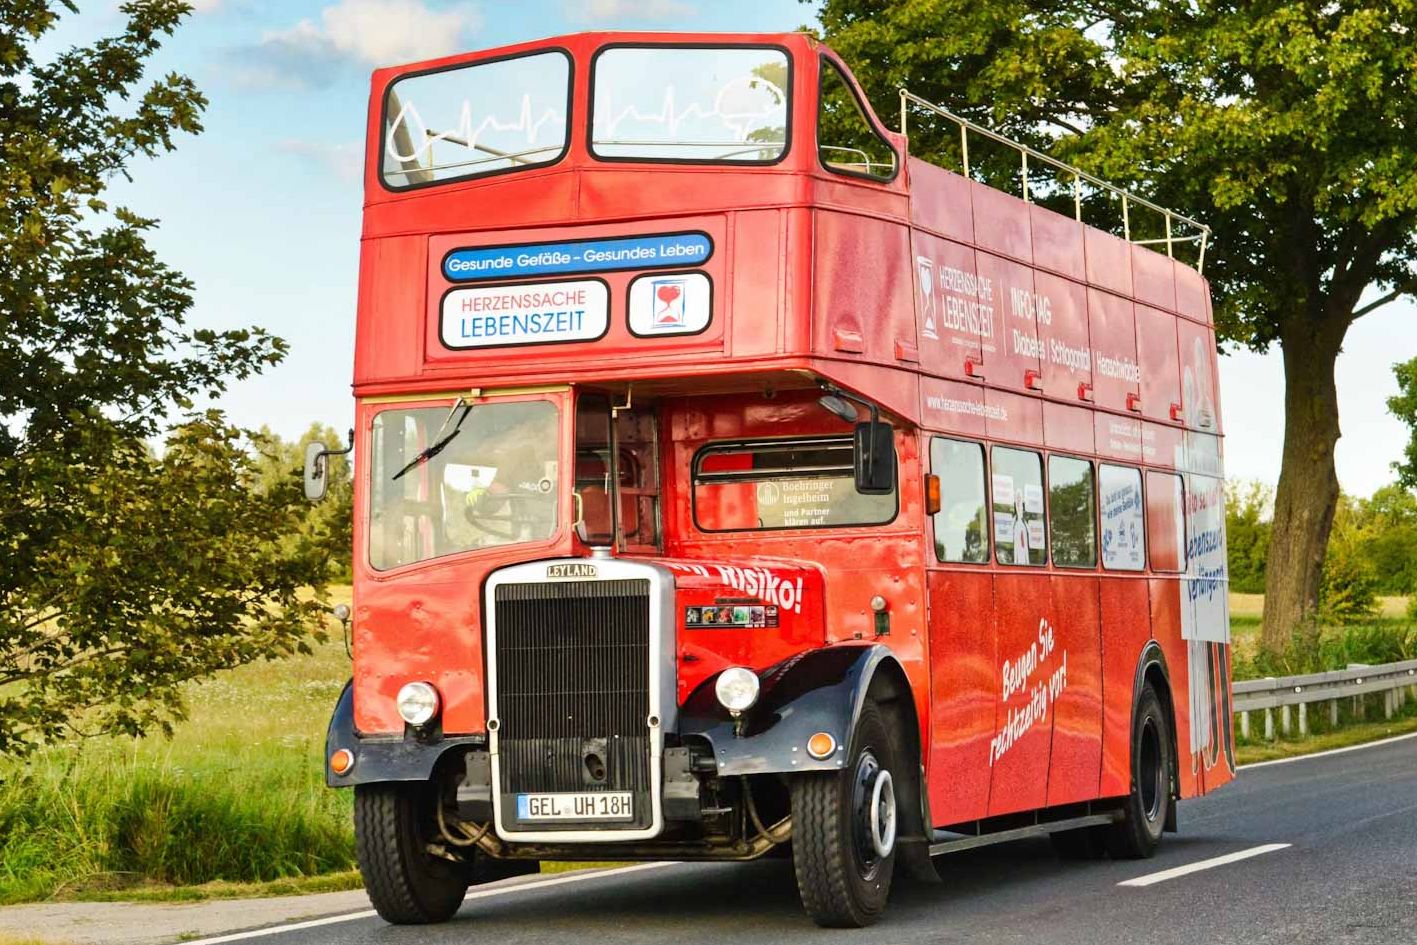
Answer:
[195,735,1417,945]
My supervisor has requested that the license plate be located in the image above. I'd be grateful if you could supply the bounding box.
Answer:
[516,792,634,822]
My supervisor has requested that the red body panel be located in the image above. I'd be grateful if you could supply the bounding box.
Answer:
[347,30,1233,829]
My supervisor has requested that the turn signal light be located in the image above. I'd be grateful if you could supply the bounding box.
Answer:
[806,732,837,760]
[329,748,355,776]
[925,474,941,515]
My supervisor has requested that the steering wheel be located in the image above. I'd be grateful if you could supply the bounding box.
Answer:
[463,488,556,540]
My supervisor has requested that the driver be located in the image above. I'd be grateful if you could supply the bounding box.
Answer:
[463,442,553,541]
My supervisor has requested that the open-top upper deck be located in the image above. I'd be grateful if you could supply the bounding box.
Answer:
[354,31,1222,468]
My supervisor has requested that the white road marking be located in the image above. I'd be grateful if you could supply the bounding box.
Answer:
[1117,843,1291,887]
[175,862,678,945]
[1237,730,1417,770]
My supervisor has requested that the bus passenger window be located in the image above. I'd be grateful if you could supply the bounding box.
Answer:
[817,58,897,180]
[693,437,897,531]
[591,47,789,164]
[1099,464,1145,571]
[1049,456,1097,568]
[1146,472,1187,573]
[991,447,1046,566]
[930,438,988,563]
[381,51,571,189]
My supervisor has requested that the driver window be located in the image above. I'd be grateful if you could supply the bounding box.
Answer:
[574,395,615,544]
[817,59,897,180]
[572,393,663,551]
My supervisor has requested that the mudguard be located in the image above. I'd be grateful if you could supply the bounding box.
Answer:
[324,680,484,788]
[677,643,903,776]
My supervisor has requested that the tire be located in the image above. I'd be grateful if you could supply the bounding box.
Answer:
[354,782,470,924]
[790,699,902,928]
[1106,683,1172,859]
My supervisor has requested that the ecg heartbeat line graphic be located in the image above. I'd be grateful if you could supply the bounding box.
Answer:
[597,77,783,142]
[384,96,566,164]
[386,75,785,166]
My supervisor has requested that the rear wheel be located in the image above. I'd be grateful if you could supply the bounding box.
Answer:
[355,782,470,925]
[790,700,901,928]
[1106,683,1172,859]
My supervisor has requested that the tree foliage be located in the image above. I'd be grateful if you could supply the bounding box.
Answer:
[1392,357,1417,490]
[1318,495,1379,623]
[814,0,1417,652]
[0,2,332,757]
[1225,480,1272,595]
[253,423,354,582]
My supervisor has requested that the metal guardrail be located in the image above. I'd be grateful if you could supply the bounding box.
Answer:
[897,89,1212,272]
[1233,658,1417,739]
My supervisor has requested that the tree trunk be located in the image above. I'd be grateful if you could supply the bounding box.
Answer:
[1259,322,1346,656]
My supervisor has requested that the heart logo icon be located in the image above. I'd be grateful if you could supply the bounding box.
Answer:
[657,284,682,305]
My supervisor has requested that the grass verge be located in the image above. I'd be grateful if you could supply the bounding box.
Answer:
[1235,713,1417,765]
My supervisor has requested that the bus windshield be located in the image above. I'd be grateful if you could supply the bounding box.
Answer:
[591,45,790,163]
[368,399,560,570]
[381,50,571,189]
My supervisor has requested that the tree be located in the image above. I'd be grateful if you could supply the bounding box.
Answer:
[1225,481,1272,595]
[1349,484,1417,597]
[815,0,1417,655]
[1392,357,1417,491]
[253,423,354,582]
[0,2,332,756]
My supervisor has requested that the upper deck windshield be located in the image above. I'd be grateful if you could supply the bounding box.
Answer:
[381,50,571,189]
[590,45,790,163]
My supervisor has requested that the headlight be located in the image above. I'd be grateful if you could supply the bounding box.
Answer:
[396,681,440,726]
[714,667,760,715]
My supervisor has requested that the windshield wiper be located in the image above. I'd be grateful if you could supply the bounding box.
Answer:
[391,400,473,481]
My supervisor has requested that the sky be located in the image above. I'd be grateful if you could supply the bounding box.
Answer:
[49,0,1417,497]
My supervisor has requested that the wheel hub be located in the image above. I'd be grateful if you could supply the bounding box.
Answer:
[851,750,896,876]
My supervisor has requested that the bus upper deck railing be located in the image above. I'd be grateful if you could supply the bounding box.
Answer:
[898,89,1211,273]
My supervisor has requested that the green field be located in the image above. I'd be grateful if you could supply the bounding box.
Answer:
[0,588,357,904]
[0,588,1410,904]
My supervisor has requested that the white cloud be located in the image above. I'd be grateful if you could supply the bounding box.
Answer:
[233,0,482,88]
[569,0,695,22]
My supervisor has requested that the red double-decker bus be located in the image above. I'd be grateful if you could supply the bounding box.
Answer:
[309,30,1233,928]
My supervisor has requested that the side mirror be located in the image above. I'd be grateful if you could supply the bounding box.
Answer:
[303,441,329,502]
[853,420,896,495]
[304,428,355,502]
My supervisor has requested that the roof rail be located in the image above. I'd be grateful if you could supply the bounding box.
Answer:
[899,89,1211,273]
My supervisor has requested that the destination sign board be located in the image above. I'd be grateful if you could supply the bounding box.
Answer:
[443,232,712,282]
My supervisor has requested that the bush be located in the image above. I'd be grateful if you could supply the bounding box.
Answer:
[1319,497,1379,623]
[1240,621,1417,679]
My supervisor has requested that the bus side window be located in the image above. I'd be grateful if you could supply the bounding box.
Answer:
[930,437,989,563]
[1146,471,1187,573]
[1099,464,1145,571]
[991,447,1047,566]
[1048,456,1097,568]
[817,57,897,181]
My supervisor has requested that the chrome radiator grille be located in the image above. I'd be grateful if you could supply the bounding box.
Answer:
[492,578,652,828]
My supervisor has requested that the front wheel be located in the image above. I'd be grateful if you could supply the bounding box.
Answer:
[1106,683,1172,859]
[355,782,470,924]
[790,700,901,928]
